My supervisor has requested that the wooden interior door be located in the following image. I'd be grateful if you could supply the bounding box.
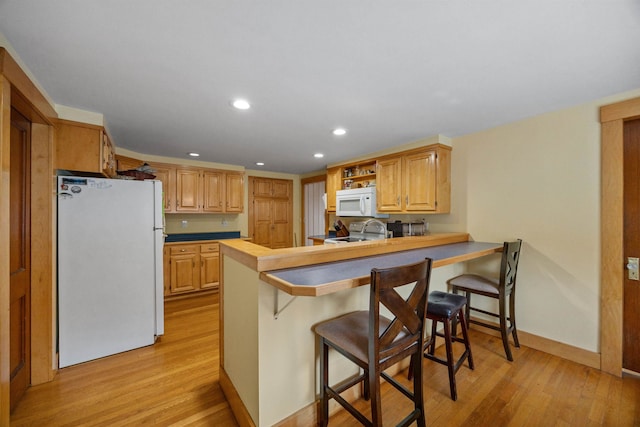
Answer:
[623,117,640,373]
[270,198,291,249]
[252,198,273,247]
[248,177,293,248]
[9,107,31,411]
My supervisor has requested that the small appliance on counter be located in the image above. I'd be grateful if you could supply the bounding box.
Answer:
[387,220,429,237]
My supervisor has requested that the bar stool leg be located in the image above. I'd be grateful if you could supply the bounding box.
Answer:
[442,317,458,401]
[319,339,329,427]
[458,308,474,370]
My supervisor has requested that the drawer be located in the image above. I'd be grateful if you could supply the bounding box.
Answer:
[200,243,219,253]
[169,244,198,255]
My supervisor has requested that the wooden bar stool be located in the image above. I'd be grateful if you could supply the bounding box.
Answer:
[314,258,433,427]
[448,239,523,361]
[409,291,473,401]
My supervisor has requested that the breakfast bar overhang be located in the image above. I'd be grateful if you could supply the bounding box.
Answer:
[219,233,502,426]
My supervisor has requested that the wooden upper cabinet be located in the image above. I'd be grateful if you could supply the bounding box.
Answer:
[376,156,403,212]
[325,167,341,212]
[176,169,201,212]
[114,156,176,213]
[55,119,116,177]
[203,170,224,212]
[116,155,144,172]
[175,167,245,213]
[148,162,176,213]
[225,172,244,213]
[404,150,436,211]
[376,144,451,214]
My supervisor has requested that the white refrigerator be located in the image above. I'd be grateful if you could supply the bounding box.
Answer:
[57,176,164,368]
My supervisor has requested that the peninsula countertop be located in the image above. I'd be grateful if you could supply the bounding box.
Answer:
[219,233,502,296]
[260,241,502,296]
[219,232,474,272]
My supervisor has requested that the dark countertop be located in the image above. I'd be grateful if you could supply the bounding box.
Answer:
[260,241,502,296]
[165,231,242,243]
[307,232,337,240]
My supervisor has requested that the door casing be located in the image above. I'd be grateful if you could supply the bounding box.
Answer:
[600,96,640,376]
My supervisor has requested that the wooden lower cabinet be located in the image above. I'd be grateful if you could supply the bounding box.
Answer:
[164,241,220,297]
[199,243,220,290]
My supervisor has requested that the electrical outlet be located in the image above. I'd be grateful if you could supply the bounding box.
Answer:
[181,220,188,228]
[221,218,228,227]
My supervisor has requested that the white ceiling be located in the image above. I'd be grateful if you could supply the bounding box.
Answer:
[1,1,639,174]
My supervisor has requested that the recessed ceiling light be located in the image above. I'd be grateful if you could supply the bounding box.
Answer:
[188,152,200,157]
[232,99,251,110]
[314,153,324,158]
[332,128,346,136]
[256,162,265,166]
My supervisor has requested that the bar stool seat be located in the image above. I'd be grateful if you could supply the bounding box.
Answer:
[409,290,473,401]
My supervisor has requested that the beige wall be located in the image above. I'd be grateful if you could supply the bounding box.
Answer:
[443,88,640,353]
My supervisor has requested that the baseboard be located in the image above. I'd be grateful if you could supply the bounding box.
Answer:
[272,326,601,426]
[468,318,601,369]
[219,367,256,427]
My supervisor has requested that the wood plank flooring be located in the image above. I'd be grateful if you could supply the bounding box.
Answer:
[10,293,640,426]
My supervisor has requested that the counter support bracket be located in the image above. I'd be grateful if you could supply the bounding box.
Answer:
[274,288,297,320]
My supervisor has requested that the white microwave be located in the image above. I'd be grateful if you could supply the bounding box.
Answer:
[336,187,389,218]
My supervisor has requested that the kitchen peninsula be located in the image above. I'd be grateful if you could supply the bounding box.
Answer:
[219,233,502,426]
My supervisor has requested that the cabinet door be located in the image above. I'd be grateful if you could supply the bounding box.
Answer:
[376,156,402,212]
[176,169,201,212]
[325,167,341,211]
[200,244,220,290]
[116,155,144,172]
[404,150,436,211]
[202,170,224,213]
[55,120,102,174]
[149,163,176,213]
[225,173,244,213]
[101,132,116,177]
[169,252,199,294]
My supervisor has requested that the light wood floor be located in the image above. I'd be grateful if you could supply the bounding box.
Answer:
[10,293,640,426]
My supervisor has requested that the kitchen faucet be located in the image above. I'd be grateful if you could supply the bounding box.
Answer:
[361,218,387,237]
